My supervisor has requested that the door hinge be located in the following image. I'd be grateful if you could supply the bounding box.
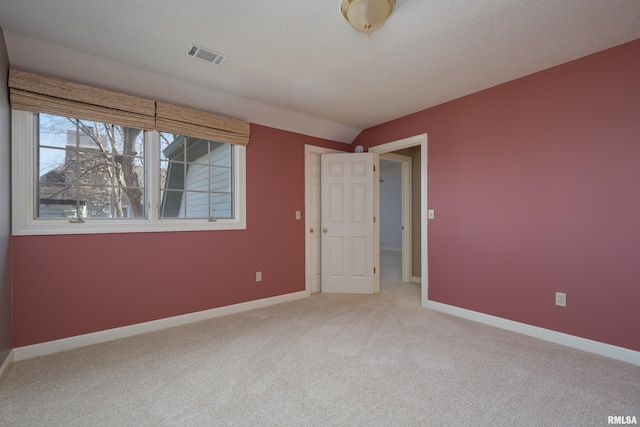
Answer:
[373,165,376,172]
[374,267,376,274]
[374,216,376,223]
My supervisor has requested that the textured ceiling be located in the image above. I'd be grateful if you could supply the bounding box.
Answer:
[1,0,639,141]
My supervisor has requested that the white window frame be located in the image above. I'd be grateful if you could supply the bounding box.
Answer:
[12,110,247,236]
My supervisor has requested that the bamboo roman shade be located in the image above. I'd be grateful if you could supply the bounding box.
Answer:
[8,69,156,130]
[8,69,251,145]
[156,102,250,146]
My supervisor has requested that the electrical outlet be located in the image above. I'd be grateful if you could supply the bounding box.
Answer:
[555,292,566,307]
[256,271,262,282]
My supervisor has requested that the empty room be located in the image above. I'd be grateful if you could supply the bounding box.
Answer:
[0,1,639,425]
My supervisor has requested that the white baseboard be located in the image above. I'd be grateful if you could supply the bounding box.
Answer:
[0,349,15,382]
[426,300,640,366]
[411,276,421,284]
[13,290,309,361]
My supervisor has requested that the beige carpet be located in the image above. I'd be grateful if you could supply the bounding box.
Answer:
[0,251,638,426]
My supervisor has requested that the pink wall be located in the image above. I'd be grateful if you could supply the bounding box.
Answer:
[354,39,640,352]
[12,124,347,347]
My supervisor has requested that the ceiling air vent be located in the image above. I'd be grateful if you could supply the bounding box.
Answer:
[186,44,228,66]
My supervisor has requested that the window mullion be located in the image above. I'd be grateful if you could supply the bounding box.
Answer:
[74,119,82,220]
[183,138,188,218]
[147,131,160,223]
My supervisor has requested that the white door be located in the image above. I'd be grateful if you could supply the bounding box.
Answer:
[321,153,378,294]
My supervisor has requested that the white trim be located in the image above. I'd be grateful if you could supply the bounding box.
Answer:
[11,110,247,236]
[411,276,422,284]
[426,301,640,366]
[11,111,35,235]
[369,134,428,306]
[304,144,342,294]
[13,291,308,361]
[373,153,380,293]
[0,350,15,382]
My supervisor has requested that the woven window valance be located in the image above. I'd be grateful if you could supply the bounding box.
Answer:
[9,69,156,130]
[156,102,250,146]
[8,69,251,145]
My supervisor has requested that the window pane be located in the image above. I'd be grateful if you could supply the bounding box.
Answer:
[76,152,113,186]
[210,142,231,167]
[162,161,186,190]
[210,165,231,191]
[38,183,83,218]
[117,187,145,218]
[38,114,77,149]
[189,139,210,164]
[39,147,70,184]
[37,113,146,219]
[181,191,209,218]
[185,164,208,191]
[211,192,232,219]
[79,185,114,218]
[160,133,183,162]
[160,190,185,218]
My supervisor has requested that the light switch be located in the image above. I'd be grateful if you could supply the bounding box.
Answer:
[428,209,435,220]
[295,211,301,220]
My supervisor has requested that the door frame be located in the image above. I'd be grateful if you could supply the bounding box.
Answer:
[370,134,428,307]
[304,144,341,294]
[379,153,412,283]
[304,134,427,305]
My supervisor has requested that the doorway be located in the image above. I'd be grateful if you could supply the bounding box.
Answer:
[379,153,412,284]
[304,133,428,306]
[370,134,428,306]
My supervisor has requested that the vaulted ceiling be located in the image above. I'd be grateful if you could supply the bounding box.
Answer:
[1,0,639,142]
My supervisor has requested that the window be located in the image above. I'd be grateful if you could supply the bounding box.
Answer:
[159,133,233,220]
[12,111,246,235]
[9,68,249,235]
[38,113,146,220]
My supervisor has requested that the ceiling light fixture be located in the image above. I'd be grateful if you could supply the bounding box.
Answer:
[340,0,395,33]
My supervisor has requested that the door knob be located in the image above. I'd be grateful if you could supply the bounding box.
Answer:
[310,228,314,233]
[323,228,328,233]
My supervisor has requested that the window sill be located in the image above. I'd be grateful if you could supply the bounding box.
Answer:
[12,218,247,236]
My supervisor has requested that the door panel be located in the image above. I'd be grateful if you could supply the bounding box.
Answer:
[329,236,344,276]
[352,236,367,277]
[321,153,378,294]
[329,184,344,222]
[352,184,366,222]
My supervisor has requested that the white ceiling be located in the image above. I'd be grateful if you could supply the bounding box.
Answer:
[1,0,639,143]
